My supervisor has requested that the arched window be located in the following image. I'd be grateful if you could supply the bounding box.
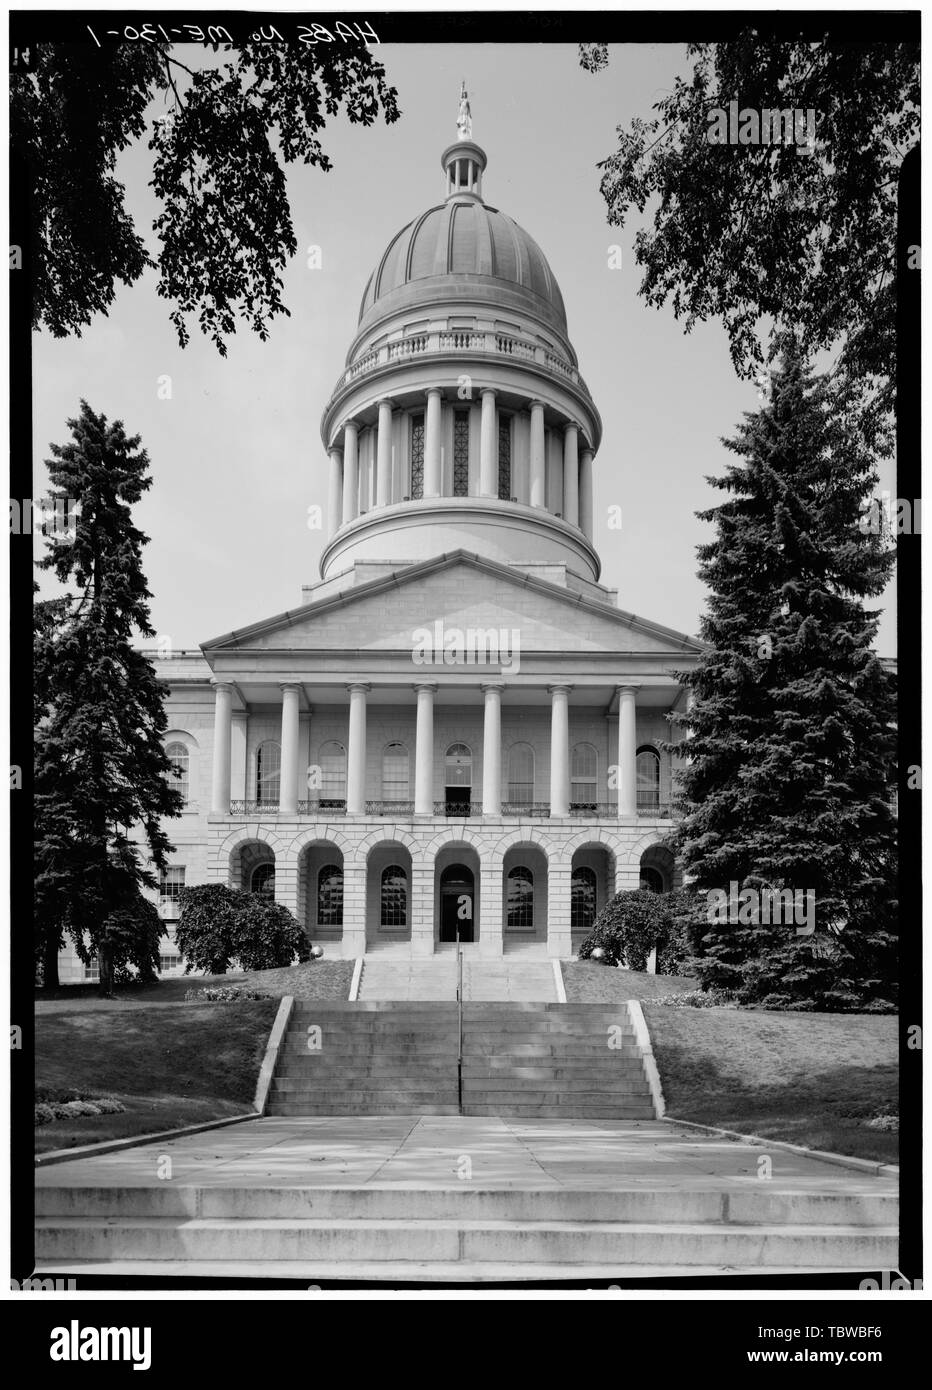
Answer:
[251,863,275,898]
[507,743,535,805]
[256,741,281,806]
[165,741,189,807]
[319,741,347,806]
[636,747,661,811]
[410,413,425,500]
[445,744,472,787]
[382,743,410,802]
[506,866,534,928]
[640,866,664,894]
[453,410,470,497]
[571,743,598,809]
[380,864,408,927]
[497,417,512,500]
[317,864,344,926]
[571,866,597,933]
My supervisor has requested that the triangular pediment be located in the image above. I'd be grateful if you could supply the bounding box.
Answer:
[201,551,703,658]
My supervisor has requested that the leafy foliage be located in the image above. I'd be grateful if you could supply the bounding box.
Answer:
[176,883,310,975]
[13,40,399,351]
[34,402,182,995]
[584,39,919,452]
[668,346,898,1010]
[579,888,691,971]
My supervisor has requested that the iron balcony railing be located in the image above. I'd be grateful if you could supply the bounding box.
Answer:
[501,802,552,817]
[365,800,415,815]
[434,800,484,818]
[226,796,678,819]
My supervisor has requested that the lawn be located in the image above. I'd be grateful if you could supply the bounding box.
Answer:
[35,999,278,1154]
[562,960,698,1001]
[35,958,355,1013]
[643,1005,898,1164]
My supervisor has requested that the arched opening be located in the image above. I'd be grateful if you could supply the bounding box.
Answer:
[231,840,276,898]
[297,841,345,945]
[255,741,281,808]
[502,843,549,949]
[571,742,598,812]
[366,842,413,945]
[165,741,190,808]
[319,741,347,811]
[640,843,676,894]
[570,843,616,953]
[250,862,276,898]
[439,862,476,943]
[381,742,410,809]
[506,742,535,811]
[444,743,472,817]
[636,746,662,813]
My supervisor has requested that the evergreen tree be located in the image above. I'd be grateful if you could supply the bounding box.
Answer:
[671,345,897,1009]
[34,402,182,995]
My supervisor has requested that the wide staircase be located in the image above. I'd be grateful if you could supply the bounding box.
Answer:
[267,1000,655,1120]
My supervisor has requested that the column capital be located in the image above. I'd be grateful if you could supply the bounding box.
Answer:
[279,682,302,694]
[480,386,497,399]
[529,398,546,410]
[548,682,573,695]
[347,681,371,695]
[480,681,506,694]
[376,396,394,408]
[210,678,234,692]
[328,442,344,457]
[426,386,443,400]
[564,420,579,437]
[616,683,641,697]
[342,416,359,433]
[413,681,439,694]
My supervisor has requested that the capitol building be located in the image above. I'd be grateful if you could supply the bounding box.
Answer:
[60,111,704,981]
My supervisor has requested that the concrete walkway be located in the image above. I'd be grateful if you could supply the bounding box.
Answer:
[36,1115,895,1192]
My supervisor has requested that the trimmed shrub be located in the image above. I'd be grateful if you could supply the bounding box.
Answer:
[579,889,696,971]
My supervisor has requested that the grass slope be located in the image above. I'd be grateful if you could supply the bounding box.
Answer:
[36,959,354,1013]
[35,999,278,1154]
[643,1006,898,1164]
[562,961,697,1001]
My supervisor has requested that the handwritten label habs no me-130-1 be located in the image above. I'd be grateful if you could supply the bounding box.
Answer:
[85,21,381,49]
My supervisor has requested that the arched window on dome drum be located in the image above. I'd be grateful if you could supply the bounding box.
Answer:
[506,866,534,929]
[571,867,597,933]
[382,743,409,802]
[498,417,512,500]
[319,741,347,807]
[636,747,661,811]
[507,743,535,805]
[317,865,343,927]
[251,863,275,899]
[256,741,281,807]
[380,865,408,927]
[571,743,598,810]
[410,413,425,500]
[453,410,470,497]
[165,742,189,808]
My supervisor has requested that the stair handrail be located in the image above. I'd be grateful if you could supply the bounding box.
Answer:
[456,944,464,1113]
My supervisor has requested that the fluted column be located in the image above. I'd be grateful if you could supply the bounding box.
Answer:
[529,401,546,507]
[414,682,437,814]
[481,682,504,815]
[549,684,572,818]
[327,447,343,536]
[563,423,579,527]
[579,447,594,540]
[424,389,442,498]
[279,684,301,816]
[346,682,370,815]
[210,680,233,816]
[479,389,497,497]
[617,685,638,817]
[376,399,393,508]
[342,421,359,525]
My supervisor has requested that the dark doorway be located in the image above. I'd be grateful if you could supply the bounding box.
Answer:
[439,863,476,942]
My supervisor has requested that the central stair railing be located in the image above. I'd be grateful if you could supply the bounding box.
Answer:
[456,944,464,1114]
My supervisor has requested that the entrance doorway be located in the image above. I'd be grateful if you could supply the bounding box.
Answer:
[439,863,476,942]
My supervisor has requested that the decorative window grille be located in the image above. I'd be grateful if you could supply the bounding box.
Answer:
[453,410,470,496]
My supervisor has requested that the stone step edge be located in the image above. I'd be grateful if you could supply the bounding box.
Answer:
[662,1117,900,1179]
[34,1113,260,1169]
[36,1218,900,1236]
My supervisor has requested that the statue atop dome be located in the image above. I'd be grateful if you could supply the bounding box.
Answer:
[456,81,472,141]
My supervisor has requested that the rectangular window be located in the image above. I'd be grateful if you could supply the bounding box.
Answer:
[453,410,470,497]
[410,414,425,500]
[84,958,100,982]
[159,953,181,973]
[159,867,186,903]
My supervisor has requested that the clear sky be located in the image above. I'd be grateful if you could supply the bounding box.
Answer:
[32,41,896,655]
